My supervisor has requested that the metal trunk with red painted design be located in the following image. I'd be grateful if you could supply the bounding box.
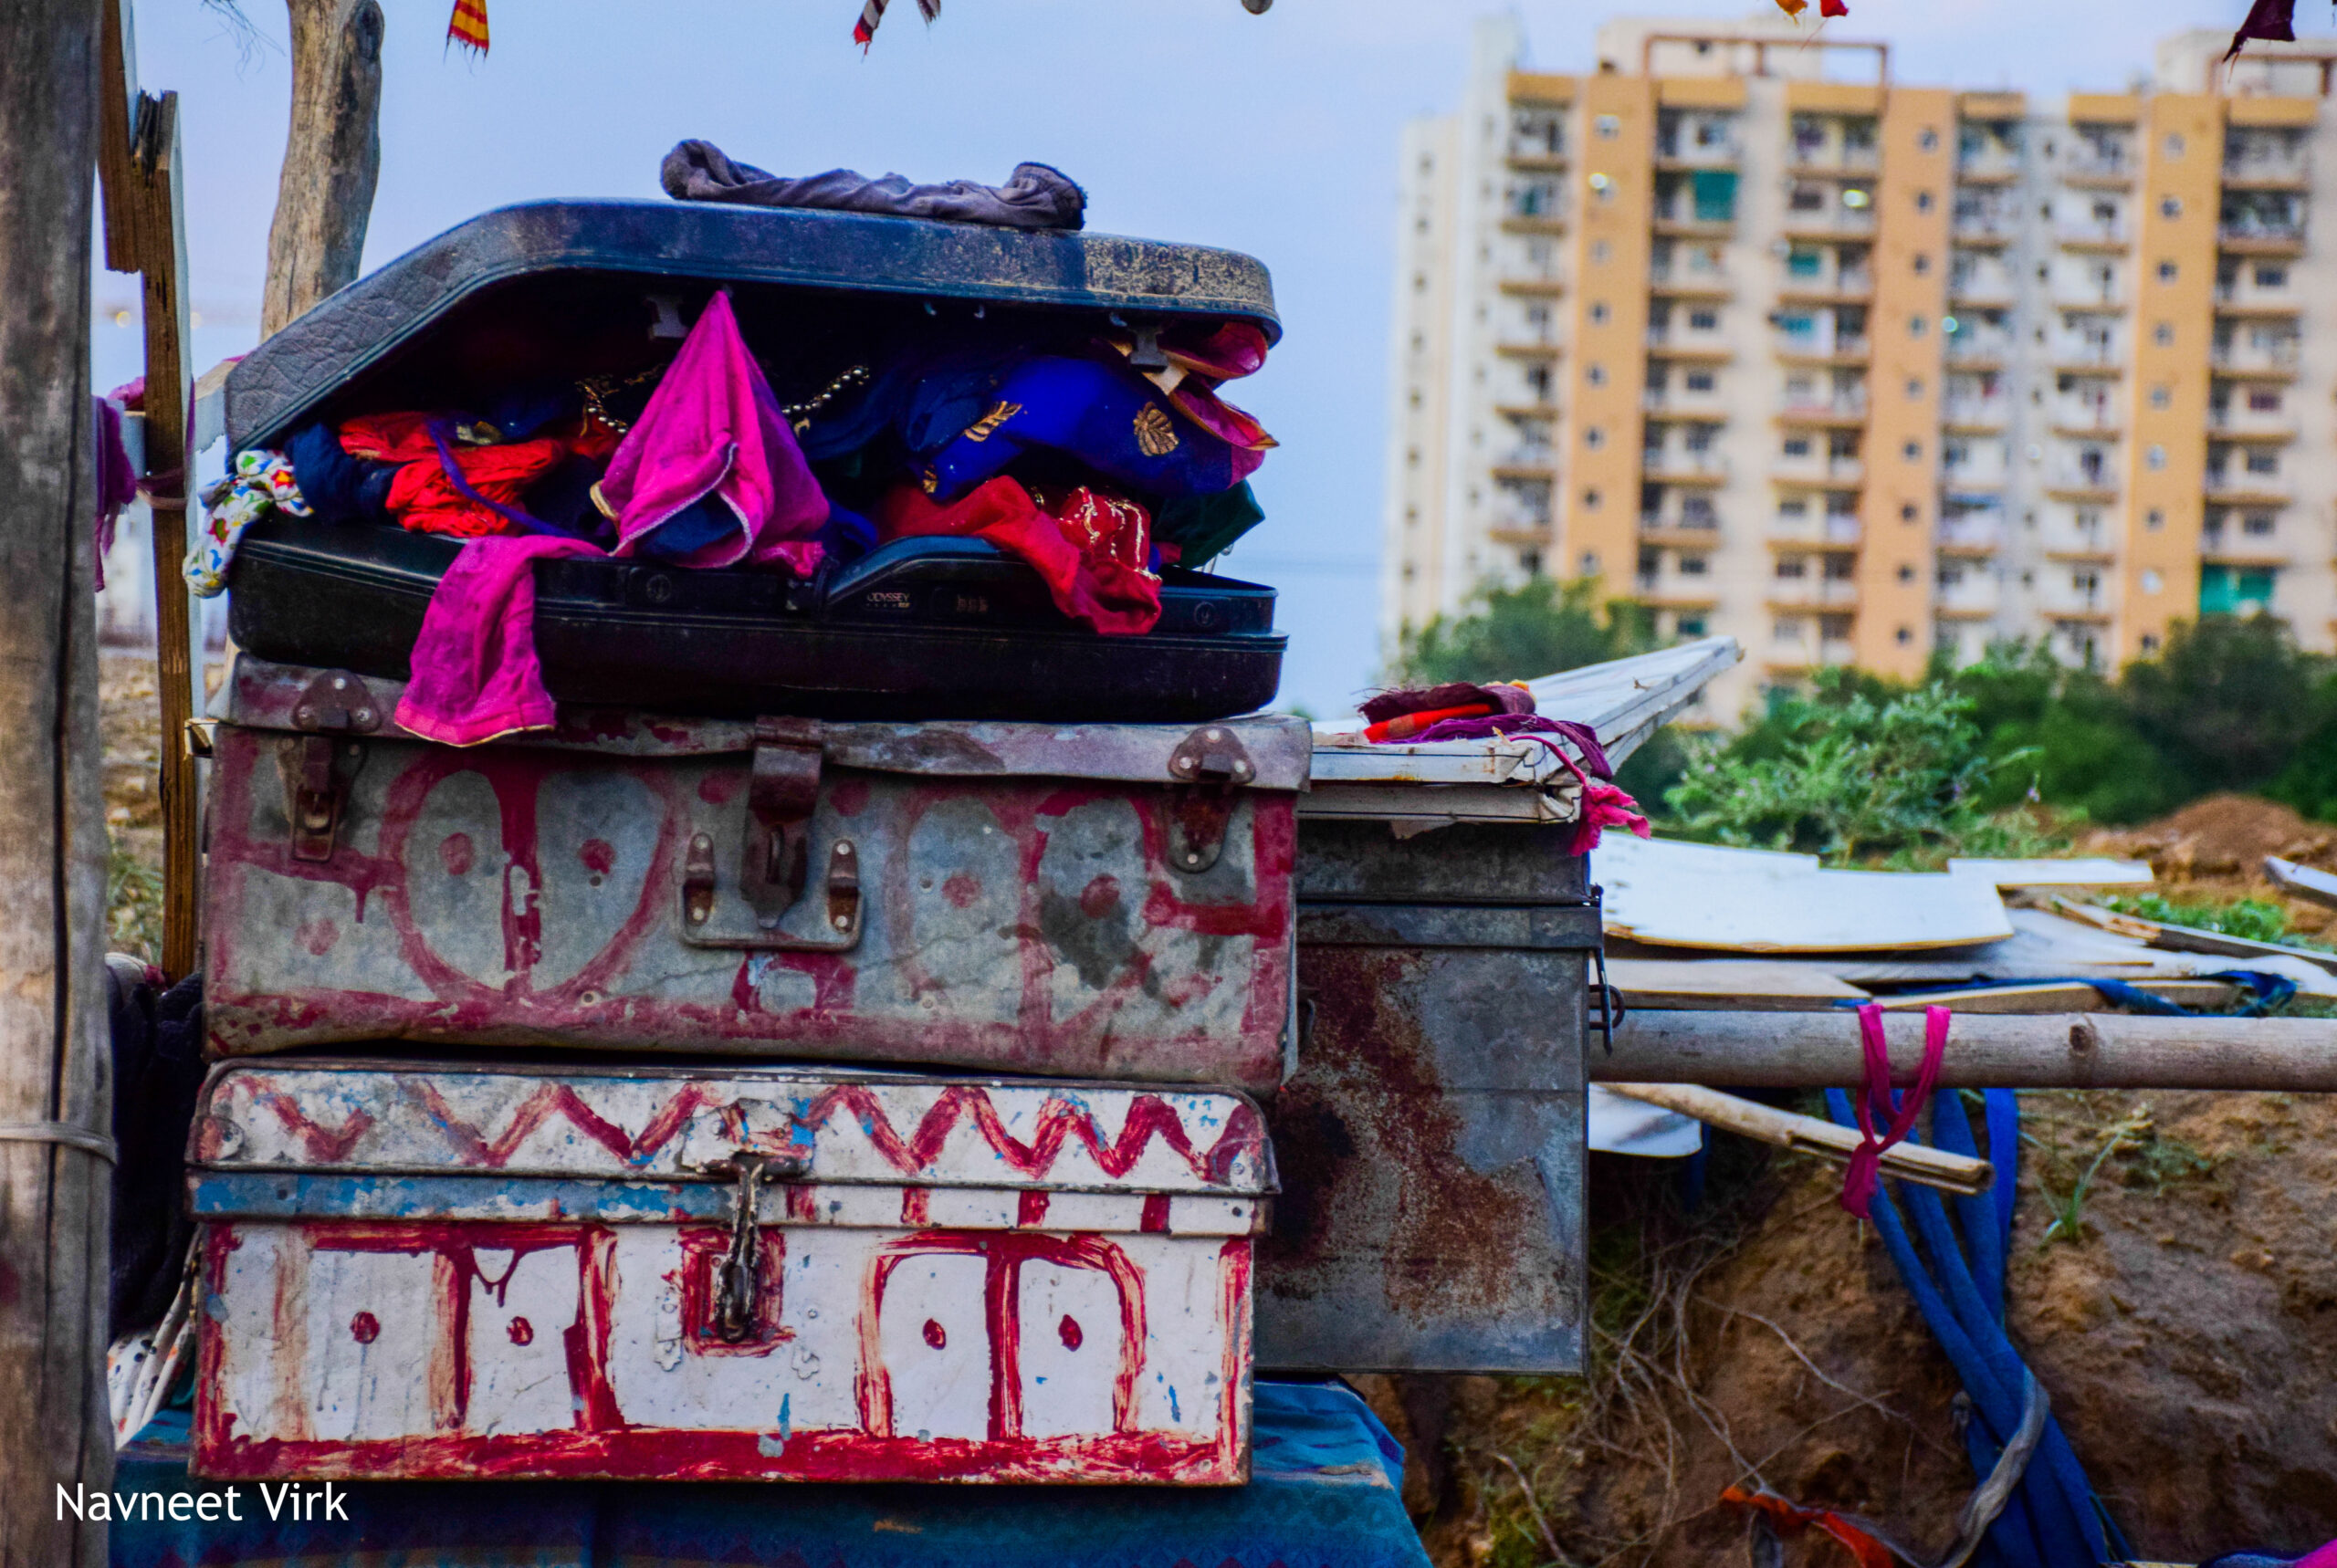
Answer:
[187,1060,1272,1483]
[201,656,1305,1091]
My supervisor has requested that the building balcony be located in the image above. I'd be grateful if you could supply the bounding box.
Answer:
[1644,325,1732,358]
[1782,205,1879,239]
[2039,519,2116,559]
[2222,149,2311,189]
[1943,396,2011,430]
[1642,448,1730,484]
[1776,334,1871,364]
[1934,579,2002,617]
[2036,586,2114,617]
[2212,340,2302,376]
[2219,221,2307,254]
[1952,209,2019,243]
[2052,283,2127,311]
[2057,220,2130,250]
[1642,385,1729,417]
[1774,453,1865,486]
[1489,453,1557,477]
[2044,469,2118,499]
[2207,405,2299,439]
[1957,144,2024,182]
[2214,277,2301,314]
[2049,399,2120,435]
[1771,512,1864,546]
[1779,395,1871,426]
[1637,515,1723,547]
[1948,273,2017,307]
[1787,142,1881,174]
[1936,516,2004,555]
[1941,461,2010,490]
[2206,469,2294,504]
[1648,264,1732,297]
[1944,332,2016,366]
[1634,573,1724,607]
[2051,342,2124,372]
[1654,140,1741,168]
[1766,578,1861,609]
[1493,337,1564,360]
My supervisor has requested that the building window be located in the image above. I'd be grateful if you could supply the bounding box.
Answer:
[1896,625,1915,643]
[1902,502,1920,522]
[1903,440,1922,462]
[1906,378,1924,399]
[1685,370,1716,392]
[1583,489,1601,510]
[2245,511,2276,535]
[1774,616,1807,641]
[1680,554,1709,575]
[1913,253,1931,274]
[2142,569,2163,593]
[2150,385,2171,409]
[1520,550,1543,576]
[2158,260,2177,281]
[2141,632,2161,653]
[1776,556,1808,578]
[1783,435,1813,457]
[2146,507,2165,529]
[2257,265,2287,287]
[2160,196,2183,218]
[1910,315,1928,337]
[2146,444,2166,469]
[1915,191,1934,211]
[1591,239,1612,264]
[2154,322,2174,346]
[2165,132,2185,157]
[1589,301,1610,324]
[1688,308,1719,330]
[1898,563,1916,582]
[2247,449,2279,474]
[2248,388,2283,412]
[1585,426,1605,449]
[1678,616,1707,635]
[1587,363,1607,386]
[1919,128,1939,152]
[1596,114,1620,138]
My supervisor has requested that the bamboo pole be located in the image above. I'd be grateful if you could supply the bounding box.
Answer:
[1604,1082,1993,1194]
[1598,1009,2337,1091]
[0,0,119,1557]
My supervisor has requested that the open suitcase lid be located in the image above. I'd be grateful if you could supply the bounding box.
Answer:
[225,199,1281,452]
[188,1059,1276,1197]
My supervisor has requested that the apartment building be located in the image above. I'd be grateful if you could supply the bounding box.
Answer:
[1383,18,2337,721]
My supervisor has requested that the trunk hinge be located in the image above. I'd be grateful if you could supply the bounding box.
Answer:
[1166,725,1256,874]
[286,670,380,862]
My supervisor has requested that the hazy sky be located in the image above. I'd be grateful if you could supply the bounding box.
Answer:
[101,0,2287,714]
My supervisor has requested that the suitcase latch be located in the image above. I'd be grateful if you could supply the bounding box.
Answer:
[707,1150,809,1344]
[1167,726,1255,874]
[679,718,863,950]
[286,671,380,862]
[744,717,823,928]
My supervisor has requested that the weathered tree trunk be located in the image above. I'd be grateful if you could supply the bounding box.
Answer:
[0,0,120,1559]
[260,0,383,337]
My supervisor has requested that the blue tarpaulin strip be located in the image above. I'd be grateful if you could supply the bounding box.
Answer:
[109,1382,1430,1568]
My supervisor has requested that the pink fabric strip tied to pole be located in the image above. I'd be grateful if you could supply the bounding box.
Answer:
[395,290,828,745]
[1839,1003,1951,1220]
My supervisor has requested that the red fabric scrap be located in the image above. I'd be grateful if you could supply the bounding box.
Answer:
[877,478,1161,635]
[339,413,568,539]
[1721,1486,1894,1568]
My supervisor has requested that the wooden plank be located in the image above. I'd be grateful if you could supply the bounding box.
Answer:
[1947,856,2154,888]
[1598,835,2017,952]
[1604,1083,1993,1196]
[0,0,118,1553]
[1599,1009,2337,1090]
[1607,957,1870,1010]
[2265,854,2337,913]
[101,78,200,979]
[2055,898,2337,977]
[1869,979,2238,1014]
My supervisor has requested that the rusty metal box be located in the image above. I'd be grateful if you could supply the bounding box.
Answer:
[200,656,1305,1092]
[187,1059,1273,1483]
[1256,820,1596,1375]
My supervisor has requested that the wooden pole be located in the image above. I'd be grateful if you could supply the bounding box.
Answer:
[260,0,384,338]
[1598,1008,2337,1092]
[98,0,201,980]
[0,0,120,1558]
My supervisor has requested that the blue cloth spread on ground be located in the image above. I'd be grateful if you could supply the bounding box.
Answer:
[110,1382,1430,1568]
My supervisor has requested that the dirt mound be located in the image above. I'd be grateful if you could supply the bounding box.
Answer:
[2086,792,2336,882]
[1413,1094,2337,1565]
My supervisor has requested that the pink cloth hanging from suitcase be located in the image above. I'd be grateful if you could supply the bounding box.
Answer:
[396,291,829,745]
[597,288,828,573]
[395,535,605,746]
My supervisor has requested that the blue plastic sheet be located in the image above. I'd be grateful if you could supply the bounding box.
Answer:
[108,1382,1430,1568]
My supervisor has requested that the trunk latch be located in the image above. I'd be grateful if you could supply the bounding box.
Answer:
[1167,726,1256,874]
[286,670,380,862]
[707,1150,809,1344]
[679,719,863,950]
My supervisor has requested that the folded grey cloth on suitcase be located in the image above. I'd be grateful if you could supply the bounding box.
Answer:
[662,140,1085,230]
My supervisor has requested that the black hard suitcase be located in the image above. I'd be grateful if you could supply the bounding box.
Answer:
[220,199,1287,722]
